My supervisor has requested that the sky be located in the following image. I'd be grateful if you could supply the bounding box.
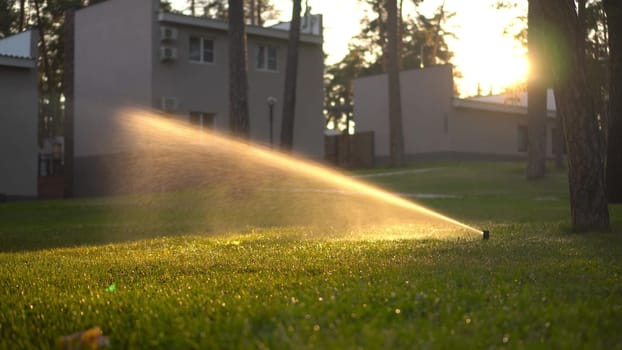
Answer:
[170,0,528,97]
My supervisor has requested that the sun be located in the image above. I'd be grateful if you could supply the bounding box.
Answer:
[448,17,529,98]
[456,51,528,97]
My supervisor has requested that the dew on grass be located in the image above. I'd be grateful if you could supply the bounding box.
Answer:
[101,109,481,241]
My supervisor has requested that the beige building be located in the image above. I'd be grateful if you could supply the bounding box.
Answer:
[71,0,324,195]
[0,30,39,198]
[353,65,558,162]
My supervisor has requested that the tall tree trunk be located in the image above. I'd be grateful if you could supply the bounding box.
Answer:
[553,116,565,170]
[539,0,609,230]
[604,0,622,203]
[256,0,263,26]
[386,0,404,166]
[526,0,547,179]
[249,0,256,25]
[430,1,445,65]
[377,3,387,71]
[397,0,403,70]
[19,0,25,31]
[33,0,57,138]
[63,8,75,197]
[228,0,250,138]
[279,0,301,151]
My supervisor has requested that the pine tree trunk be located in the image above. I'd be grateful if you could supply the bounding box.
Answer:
[19,0,25,31]
[386,0,404,166]
[63,8,75,197]
[604,0,622,203]
[397,0,403,70]
[228,0,250,138]
[279,0,301,151]
[526,0,547,179]
[256,0,263,26]
[540,0,609,230]
[553,116,565,170]
[250,0,256,25]
[33,0,56,138]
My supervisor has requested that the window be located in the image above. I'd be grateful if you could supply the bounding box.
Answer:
[517,125,528,152]
[189,37,214,63]
[256,45,278,71]
[190,112,215,130]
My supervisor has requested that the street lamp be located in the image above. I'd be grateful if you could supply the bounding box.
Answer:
[267,96,277,147]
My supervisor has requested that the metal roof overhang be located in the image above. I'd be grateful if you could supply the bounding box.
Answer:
[0,55,35,69]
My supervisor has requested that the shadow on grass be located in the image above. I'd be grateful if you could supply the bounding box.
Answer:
[2,187,620,254]
[0,196,224,252]
[0,194,467,252]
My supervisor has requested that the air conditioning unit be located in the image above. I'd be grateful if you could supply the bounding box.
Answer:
[160,26,178,41]
[160,96,179,112]
[160,46,177,62]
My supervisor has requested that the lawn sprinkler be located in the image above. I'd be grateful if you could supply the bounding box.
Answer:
[482,230,490,240]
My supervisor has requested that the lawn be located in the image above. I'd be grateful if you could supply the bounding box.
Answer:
[1,161,621,349]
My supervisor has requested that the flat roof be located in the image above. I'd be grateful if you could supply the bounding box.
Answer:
[158,12,323,45]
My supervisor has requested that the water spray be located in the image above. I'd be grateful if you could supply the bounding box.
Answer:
[482,230,490,240]
[117,109,487,240]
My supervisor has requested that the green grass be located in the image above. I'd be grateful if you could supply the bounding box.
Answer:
[1,161,622,349]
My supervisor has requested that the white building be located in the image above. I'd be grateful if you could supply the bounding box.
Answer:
[354,65,559,162]
[70,0,324,195]
[0,30,39,198]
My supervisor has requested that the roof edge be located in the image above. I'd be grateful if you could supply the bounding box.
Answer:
[158,12,323,45]
[0,55,36,69]
[453,98,556,118]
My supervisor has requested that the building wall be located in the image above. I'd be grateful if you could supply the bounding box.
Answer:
[353,65,453,158]
[0,64,38,197]
[152,19,324,157]
[352,74,388,156]
[0,29,38,198]
[277,40,324,157]
[450,107,557,157]
[74,0,156,157]
[152,23,230,130]
[401,66,453,154]
[449,107,528,156]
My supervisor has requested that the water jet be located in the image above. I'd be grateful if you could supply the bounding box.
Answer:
[109,109,483,240]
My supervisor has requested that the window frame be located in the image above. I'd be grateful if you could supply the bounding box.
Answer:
[256,44,278,72]
[189,36,215,64]
[189,112,215,130]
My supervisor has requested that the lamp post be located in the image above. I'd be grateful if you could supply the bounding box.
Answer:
[267,96,277,147]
